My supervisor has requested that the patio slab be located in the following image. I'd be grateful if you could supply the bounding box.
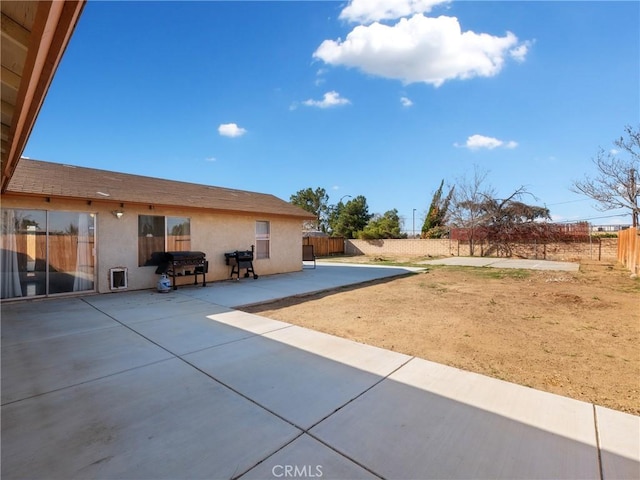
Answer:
[1,358,300,479]
[262,325,411,377]
[204,310,292,335]
[82,291,226,324]
[595,406,640,480]
[1,324,172,404]
[311,357,599,479]
[2,262,638,480]
[1,297,118,345]
[240,433,377,479]
[129,311,261,356]
[179,263,421,308]
[184,324,410,430]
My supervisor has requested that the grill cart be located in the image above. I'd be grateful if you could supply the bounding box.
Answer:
[154,251,208,290]
[224,245,259,280]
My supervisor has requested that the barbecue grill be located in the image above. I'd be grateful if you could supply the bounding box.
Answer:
[154,251,208,290]
[224,245,258,280]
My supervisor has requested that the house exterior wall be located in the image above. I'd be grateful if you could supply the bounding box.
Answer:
[2,194,304,296]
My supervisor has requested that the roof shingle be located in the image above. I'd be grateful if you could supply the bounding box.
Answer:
[6,159,315,219]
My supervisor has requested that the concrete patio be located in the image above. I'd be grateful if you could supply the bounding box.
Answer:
[2,262,638,479]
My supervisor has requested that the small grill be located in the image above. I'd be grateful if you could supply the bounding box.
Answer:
[155,251,208,290]
[224,245,259,280]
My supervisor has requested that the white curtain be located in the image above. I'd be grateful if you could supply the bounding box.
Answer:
[1,209,23,299]
[73,213,93,291]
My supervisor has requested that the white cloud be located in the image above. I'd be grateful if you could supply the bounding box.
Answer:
[205,157,216,162]
[455,134,518,150]
[400,96,413,107]
[218,123,247,138]
[610,148,620,155]
[302,91,351,108]
[314,14,526,87]
[315,68,328,86]
[509,41,532,63]
[340,0,450,24]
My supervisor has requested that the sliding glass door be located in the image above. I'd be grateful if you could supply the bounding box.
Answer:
[0,209,95,299]
[1,209,46,298]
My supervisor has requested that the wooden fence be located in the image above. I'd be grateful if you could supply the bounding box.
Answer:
[617,227,639,275]
[302,236,345,256]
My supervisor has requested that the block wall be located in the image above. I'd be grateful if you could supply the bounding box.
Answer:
[344,238,618,261]
[345,239,457,257]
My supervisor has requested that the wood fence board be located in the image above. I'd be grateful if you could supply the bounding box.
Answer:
[618,228,639,275]
[303,237,345,256]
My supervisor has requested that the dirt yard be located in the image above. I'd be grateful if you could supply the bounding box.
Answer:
[240,257,640,415]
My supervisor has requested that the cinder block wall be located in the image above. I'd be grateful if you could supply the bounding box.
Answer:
[344,238,618,261]
[345,239,457,257]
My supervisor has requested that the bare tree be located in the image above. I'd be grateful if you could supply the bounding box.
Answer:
[449,166,496,255]
[572,125,640,227]
[478,187,551,256]
[451,169,551,256]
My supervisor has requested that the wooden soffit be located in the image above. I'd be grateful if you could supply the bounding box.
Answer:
[1,0,86,192]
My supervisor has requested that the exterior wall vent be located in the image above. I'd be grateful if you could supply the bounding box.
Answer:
[109,267,128,291]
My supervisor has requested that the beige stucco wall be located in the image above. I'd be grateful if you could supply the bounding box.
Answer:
[2,195,304,295]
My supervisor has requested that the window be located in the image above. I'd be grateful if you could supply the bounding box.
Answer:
[167,217,191,251]
[138,215,191,266]
[255,221,270,259]
[0,209,95,299]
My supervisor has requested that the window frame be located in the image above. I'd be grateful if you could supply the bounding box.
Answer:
[255,220,270,260]
[138,215,191,266]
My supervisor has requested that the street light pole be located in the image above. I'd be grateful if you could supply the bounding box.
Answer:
[336,195,352,250]
[412,208,416,238]
[339,194,352,205]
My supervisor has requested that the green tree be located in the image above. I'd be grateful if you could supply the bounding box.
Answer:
[422,179,454,238]
[360,209,406,239]
[330,195,372,238]
[290,187,329,231]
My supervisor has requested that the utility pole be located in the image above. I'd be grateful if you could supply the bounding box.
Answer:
[631,168,638,228]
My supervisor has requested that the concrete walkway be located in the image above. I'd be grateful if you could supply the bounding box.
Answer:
[1,263,638,479]
[419,256,580,271]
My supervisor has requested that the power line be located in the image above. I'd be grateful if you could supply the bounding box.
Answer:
[546,198,591,206]
[554,213,630,224]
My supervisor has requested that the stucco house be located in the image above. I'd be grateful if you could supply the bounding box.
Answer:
[1,158,315,300]
[1,2,314,301]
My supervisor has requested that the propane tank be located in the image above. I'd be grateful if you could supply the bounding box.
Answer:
[157,274,171,293]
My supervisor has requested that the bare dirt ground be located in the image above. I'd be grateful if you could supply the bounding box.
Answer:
[240,256,640,415]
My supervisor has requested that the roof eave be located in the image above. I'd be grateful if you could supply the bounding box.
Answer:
[1,0,86,193]
[2,190,317,221]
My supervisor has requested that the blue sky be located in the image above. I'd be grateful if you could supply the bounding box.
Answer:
[24,0,639,229]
